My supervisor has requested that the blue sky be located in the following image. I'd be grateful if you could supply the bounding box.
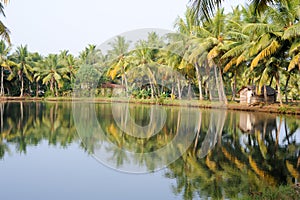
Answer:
[3,0,245,56]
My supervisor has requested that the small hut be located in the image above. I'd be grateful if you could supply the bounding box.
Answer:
[100,83,125,96]
[238,112,276,134]
[238,85,276,105]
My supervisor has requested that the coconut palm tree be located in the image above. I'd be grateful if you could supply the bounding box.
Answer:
[0,40,15,96]
[220,5,268,99]
[78,44,101,65]
[58,50,77,85]
[175,8,205,100]
[41,54,69,96]
[186,8,228,103]
[107,36,131,95]
[31,53,45,97]
[9,45,33,97]
[244,0,300,105]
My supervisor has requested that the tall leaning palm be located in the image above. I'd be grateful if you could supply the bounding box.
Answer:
[175,8,204,100]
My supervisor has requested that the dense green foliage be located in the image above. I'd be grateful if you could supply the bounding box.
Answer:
[0,1,299,103]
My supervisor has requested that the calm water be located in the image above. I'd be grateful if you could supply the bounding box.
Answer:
[0,102,299,200]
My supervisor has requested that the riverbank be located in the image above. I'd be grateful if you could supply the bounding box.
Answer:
[1,96,299,115]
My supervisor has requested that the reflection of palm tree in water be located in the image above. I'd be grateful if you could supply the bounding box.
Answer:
[197,110,227,158]
[166,111,300,199]
[0,102,78,158]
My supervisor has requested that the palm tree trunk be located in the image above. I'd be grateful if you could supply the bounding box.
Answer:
[171,81,175,98]
[195,63,203,100]
[54,82,58,97]
[121,67,129,98]
[269,75,274,86]
[231,70,237,101]
[218,66,227,104]
[20,101,24,121]
[50,78,54,96]
[275,73,283,106]
[149,79,154,99]
[217,111,227,147]
[0,66,4,96]
[214,64,222,101]
[20,76,24,97]
[187,78,192,100]
[147,68,156,98]
[284,74,290,103]
[284,119,290,144]
[36,81,39,97]
[193,111,202,154]
[214,64,227,104]
[264,85,268,104]
[275,116,282,152]
[177,76,182,100]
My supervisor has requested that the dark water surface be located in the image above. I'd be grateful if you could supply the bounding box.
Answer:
[0,102,299,199]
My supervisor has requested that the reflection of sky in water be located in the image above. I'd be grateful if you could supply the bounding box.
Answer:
[278,118,300,145]
[238,115,300,149]
[0,141,177,200]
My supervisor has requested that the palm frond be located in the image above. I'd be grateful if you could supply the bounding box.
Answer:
[249,34,271,57]
[226,31,249,41]
[189,0,223,20]
[252,0,275,14]
[42,74,52,85]
[251,40,280,69]
[236,53,247,66]
[288,53,300,71]
[224,57,238,72]
[289,39,300,55]
[220,42,246,60]
[283,22,300,40]
[243,23,279,35]
[0,20,10,44]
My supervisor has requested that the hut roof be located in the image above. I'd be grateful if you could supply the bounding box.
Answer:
[238,85,276,96]
[101,83,125,89]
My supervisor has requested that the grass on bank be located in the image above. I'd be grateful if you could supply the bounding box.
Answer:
[0,96,299,115]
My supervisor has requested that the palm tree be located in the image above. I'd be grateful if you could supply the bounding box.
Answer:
[107,36,131,95]
[279,0,300,100]
[42,54,68,96]
[10,45,33,97]
[243,0,300,106]
[157,42,184,99]
[175,8,204,100]
[31,53,45,97]
[59,50,77,83]
[220,5,267,99]
[0,40,14,96]
[127,33,165,99]
[0,0,10,44]
[186,8,228,103]
[78,44,101,65]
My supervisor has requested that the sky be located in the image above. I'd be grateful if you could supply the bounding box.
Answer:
[3,0,246,56]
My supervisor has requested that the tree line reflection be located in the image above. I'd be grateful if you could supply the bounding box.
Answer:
[0,102,299,199]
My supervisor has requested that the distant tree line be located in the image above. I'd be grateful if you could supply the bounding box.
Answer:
[0,1,299,105]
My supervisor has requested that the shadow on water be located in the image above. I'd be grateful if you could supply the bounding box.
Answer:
[0,101,300,199]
